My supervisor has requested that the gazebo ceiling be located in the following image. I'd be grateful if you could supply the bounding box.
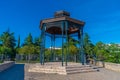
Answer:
[46,26,79,35]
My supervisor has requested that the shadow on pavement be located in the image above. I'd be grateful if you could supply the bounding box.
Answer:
[0,64,24,80]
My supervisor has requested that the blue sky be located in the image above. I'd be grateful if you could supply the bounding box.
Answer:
[0,0,120,47]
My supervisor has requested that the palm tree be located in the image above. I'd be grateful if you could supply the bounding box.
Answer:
[63,36,78,62]
[83,33,94,64]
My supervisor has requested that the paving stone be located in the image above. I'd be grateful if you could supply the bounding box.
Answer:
[26,68,120,80]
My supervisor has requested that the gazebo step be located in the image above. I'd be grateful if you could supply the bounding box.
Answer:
[26,63,99,75]
[67,69,98,74]
[66,65,99,74]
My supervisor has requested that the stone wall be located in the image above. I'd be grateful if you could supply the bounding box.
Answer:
[24,63,67,80]
[0,61,15,72]
[97,61,120,72]
[26,63,66,74]
[24,64,29,80]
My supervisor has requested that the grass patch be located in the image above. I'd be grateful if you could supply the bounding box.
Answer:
[0,61,3,64]
[16,60,40,63]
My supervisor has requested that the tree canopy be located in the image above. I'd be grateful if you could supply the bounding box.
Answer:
[0,29,120,64]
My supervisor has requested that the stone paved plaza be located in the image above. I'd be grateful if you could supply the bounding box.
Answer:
[28,68,120,80]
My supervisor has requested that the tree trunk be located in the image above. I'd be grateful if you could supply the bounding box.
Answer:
[28,54,31,63]
[74,54,76,62]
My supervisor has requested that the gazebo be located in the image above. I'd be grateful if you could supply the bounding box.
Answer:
[40,11,86,66]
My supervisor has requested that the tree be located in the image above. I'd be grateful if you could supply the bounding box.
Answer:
[107,43,120,63]
[0,30,16,60]
[18,44,37,62]
[24,33,33,46]
[83,33,94,63]
[17,35,20,48]
[94,42,108,61]
[0,46,4,61]
[17,34,40,62]
[0,46,12,60]
[63,37,78,62]
[34,37,41,46]
[15,35,21,59]
[94,42,109,67]
[0,30,16,48]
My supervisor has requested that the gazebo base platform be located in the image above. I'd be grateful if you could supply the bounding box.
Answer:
[25,62,99,75]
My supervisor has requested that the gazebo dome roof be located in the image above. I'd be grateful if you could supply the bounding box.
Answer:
[40,11,85,35]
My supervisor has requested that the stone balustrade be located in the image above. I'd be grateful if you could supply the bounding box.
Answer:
[97,61,120,72]
[0,61,15,72]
